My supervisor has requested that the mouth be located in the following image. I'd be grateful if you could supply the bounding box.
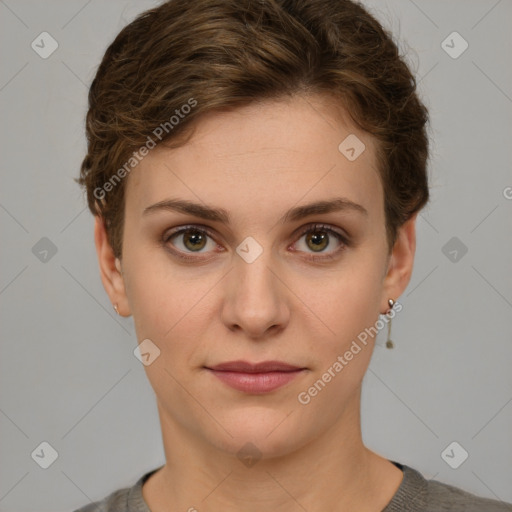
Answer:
[204,360,307,394]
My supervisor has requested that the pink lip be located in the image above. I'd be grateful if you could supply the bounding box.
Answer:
[205,360,306,393]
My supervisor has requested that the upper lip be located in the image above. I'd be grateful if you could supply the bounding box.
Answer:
[206,360,303,373]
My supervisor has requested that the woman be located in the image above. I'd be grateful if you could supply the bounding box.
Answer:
[75,0,512,510]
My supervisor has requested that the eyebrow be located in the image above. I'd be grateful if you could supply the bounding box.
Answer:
[142,197,368,224]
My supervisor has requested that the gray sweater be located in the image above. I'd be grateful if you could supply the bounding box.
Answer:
[74,461,512,511]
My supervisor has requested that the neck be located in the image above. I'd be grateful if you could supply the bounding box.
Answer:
[143,389,402,512]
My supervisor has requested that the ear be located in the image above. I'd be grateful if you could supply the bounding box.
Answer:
[94,216,131,317]
[380,212,418,313]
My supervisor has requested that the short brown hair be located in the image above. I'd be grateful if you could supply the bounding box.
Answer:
[78,0,430,259]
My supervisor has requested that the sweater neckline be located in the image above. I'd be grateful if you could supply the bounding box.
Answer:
[127,460,428,512]
[382,461,428,511]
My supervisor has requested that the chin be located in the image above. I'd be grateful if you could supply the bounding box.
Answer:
[202,406,313,461]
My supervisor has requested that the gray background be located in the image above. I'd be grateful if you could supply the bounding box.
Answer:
[1,0,511,510]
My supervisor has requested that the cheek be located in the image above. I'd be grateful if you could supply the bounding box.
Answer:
[299,252,385,399]
[122,249,219,358]
[126,270,194,340]
[316,259,384,342]
[296,275,380,414]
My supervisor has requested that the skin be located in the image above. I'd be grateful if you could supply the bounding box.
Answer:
[95,93,418,511]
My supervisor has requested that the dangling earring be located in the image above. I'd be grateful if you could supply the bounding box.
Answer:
[385,298,394,349]
[113,303,120,315]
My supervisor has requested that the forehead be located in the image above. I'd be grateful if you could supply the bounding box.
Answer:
[125,94,384,225]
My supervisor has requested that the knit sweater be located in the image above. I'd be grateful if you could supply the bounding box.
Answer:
[73,461,512,511]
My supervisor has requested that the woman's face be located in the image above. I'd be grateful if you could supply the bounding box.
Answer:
[99,94,415,459]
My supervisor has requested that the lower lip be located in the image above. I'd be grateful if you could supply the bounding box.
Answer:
[207,369,304,393]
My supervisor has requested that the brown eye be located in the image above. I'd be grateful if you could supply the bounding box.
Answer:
[294,224,349,261]
[163,226,218,260]
[305,230,329,252]
[181,229,207,251]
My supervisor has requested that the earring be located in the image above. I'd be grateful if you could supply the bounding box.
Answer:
[385,298,394,349]
[113,303,120,315]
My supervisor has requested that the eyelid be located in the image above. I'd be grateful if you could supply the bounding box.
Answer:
[162,223,218,243]
[293,223,349,243]
[163,222,349,243]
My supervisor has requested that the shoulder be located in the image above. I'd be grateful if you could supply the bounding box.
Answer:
[425,477,512,512]
[72,468,158,512]
[72,486,130,512]
[391,462,512,512]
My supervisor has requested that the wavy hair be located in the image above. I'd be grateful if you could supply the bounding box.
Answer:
[78,0,430,258]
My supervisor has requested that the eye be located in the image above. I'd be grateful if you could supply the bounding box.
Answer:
[162,223,349,262]
[292,223,349,261]
[163,225,220,261]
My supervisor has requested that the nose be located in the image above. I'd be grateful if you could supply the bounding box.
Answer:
[221,249,290,340]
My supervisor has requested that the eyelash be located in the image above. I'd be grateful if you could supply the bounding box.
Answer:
[162,223,350,263]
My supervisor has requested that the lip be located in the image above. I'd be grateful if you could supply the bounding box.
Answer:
[208,360,302,373]
[205,360,306,393]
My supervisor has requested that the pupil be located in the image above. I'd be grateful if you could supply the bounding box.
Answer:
[185,231,205,250]
[309,231,328,252]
